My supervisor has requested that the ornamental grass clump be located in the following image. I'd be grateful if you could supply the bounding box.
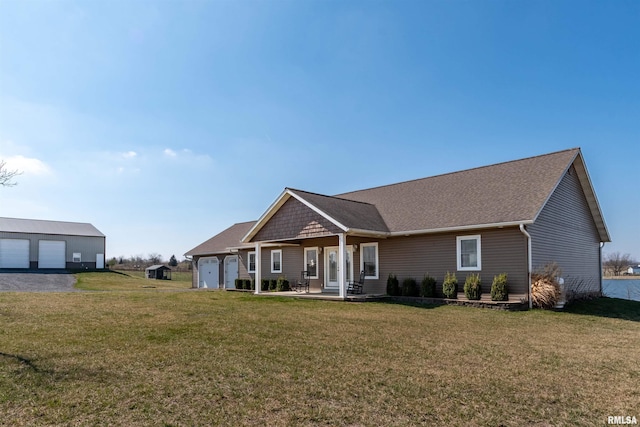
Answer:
[490,273,508,301]
[421,275,437,298]
[463,273,482,300]
[442,272,458,299]
[531,262,562,309]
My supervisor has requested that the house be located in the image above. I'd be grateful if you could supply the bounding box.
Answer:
[187,148,610,306]
[0,217,106,270]
[145,265,172,280]
[627,265,640,275]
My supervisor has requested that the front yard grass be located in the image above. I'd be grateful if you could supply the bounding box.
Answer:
[1,273,638,426]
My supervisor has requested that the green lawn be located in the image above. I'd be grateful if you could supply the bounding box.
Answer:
[1,272,638,426]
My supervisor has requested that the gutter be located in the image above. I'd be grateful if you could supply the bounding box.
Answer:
[519,224,533,309]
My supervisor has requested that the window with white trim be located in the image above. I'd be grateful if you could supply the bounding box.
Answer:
[248,251,256,273]
[360,242,379,279]
[73,253,81,263]
[271,249,282,273]
[304,247,318,279]
[457,235,481,271]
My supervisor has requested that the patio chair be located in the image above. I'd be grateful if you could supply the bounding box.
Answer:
[293,270,310,293]
[347,270,365,295]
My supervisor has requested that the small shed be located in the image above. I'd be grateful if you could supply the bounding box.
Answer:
[145,265,172,280]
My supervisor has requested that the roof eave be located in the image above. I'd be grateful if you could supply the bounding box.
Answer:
[387,221,534,237]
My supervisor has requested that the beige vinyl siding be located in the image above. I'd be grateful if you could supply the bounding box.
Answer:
[528,166,602,296]
[357,228,528,298]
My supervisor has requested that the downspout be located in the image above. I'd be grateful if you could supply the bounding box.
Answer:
[519,224,533,309]
[599,242,605,296]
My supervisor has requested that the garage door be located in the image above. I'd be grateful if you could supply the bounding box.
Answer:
[199,258,219,288]
[0,239,30,268]
[38,240,66,269]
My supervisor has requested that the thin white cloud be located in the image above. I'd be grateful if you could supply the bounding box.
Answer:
[3,154,51,175]
[164,148,177,157]
[122,151,137,159]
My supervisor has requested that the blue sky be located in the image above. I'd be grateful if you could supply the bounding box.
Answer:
[0,0,638,261]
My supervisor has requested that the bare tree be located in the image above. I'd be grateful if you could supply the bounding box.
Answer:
[148,253,163,264]
[604,252,633,276]
[0,160,22,187]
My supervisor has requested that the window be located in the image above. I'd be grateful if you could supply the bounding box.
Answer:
[304,247,318,279]
[248,251,256,273]
[73,253,81,263]
[360,242,379,279]
[457,235,481,271]
[271,249,282,273]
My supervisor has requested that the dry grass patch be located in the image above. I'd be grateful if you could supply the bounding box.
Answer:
[1,277,638,426]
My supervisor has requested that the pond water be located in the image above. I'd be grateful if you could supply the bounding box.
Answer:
[602,279,640,302]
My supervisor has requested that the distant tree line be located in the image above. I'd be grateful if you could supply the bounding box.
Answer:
[603,252,638,276]
[107,254,191,271]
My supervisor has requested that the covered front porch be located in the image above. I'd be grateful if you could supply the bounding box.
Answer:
[250,233,378,300]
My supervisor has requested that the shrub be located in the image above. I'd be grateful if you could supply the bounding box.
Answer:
[463,273,482,300]
[531,263,562,308]
[261,278,270,292]
[490,273,508,301]
[386,274,400,296]
[248,279,255,291]
[269,279,278,291]
[243,279,252,290]
[276,277,290,292]
[234,278,242,289]
[401,278,419,297]
[442,272,458,299]
[421,275,437,298]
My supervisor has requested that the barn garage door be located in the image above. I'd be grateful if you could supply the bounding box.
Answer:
[0,239,30,268]
[38,240,66,269]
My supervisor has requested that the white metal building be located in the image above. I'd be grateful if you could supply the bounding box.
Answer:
[0,217,106,270]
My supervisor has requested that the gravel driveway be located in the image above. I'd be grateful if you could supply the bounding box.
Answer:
[0,272,78,292]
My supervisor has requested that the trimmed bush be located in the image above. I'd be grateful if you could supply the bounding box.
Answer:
[234,278,242,289]
[401,278,419,297]
[463,273,482,300]
[249,279,255,291]
[421,275,437,298]
[242,279,252,290]
[269,279,278,291]
[442,272,458,299]
[261,278,270,292]
[490,273,508,301]
[276,277,290,292]
[387,274,400,296]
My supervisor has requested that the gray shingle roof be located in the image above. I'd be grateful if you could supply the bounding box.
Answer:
[185,221,256,256]
[0,217,105,237]
[288,189,389,232]
[336,148,581,233]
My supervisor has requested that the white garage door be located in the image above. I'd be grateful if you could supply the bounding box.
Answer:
[199,258,219,289]
[0,239,30,269]
[38,240,66,269]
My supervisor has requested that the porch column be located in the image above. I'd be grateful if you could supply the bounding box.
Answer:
[254,242,262,295]
[338,233,347,299]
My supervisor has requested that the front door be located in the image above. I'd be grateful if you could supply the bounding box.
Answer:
[225,255,238,289]
[324,246,353,290]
